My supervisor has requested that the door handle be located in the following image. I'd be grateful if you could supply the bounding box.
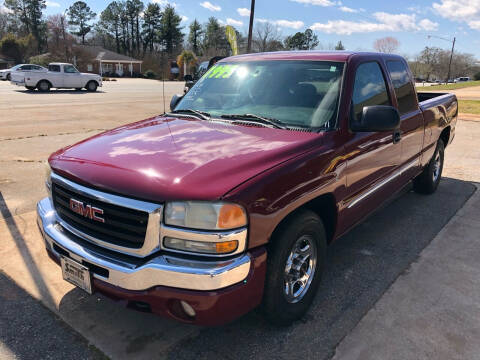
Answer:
[393,130,402,144]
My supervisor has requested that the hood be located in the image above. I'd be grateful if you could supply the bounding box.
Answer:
[49,116,322,202]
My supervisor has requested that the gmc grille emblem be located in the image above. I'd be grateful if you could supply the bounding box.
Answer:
[69,198,105,223]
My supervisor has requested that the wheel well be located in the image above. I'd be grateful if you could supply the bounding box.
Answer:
[272,193,337,245]
[440,126,450,148]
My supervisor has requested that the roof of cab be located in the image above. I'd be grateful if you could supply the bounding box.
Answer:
[221,51,404,63]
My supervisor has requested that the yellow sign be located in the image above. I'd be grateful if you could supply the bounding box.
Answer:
[225,25,238,56]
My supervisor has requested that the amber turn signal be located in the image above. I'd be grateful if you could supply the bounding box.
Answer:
[215,240,239,254]
[218,204,247,229]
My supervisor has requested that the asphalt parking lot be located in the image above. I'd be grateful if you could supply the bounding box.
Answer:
[1,79,480,359]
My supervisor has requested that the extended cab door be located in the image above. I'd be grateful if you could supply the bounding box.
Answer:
[385,59,423,173]
[63,64,83,88]
[47,64,64,87]
[341,60,402,228]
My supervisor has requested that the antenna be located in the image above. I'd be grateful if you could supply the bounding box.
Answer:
[163,76,166,114]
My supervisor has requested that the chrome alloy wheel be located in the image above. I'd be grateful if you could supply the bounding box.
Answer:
[432,151,441,182]
[284,235,317,303]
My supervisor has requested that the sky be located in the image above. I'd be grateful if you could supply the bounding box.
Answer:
[3,0,480,58]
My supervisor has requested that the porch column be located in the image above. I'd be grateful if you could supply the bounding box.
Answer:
[130,62,133,77]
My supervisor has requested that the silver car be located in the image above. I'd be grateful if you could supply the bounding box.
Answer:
[0,64,47,81]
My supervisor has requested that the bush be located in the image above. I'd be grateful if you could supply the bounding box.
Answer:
[144,69,157,79]
[474,72,480,81]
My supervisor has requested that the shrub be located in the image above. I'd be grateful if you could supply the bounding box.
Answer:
[144,69,157,79]
[474,72,480,81]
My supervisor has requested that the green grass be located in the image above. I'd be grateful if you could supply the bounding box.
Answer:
[458,100,480,115]
[416,81,480,91]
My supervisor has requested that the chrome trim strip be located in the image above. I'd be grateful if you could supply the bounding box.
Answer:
[160,225,248,257]
[51,173,160,213]
[50,173,162,257]
[38,198,251,291]
[347,159,418,209]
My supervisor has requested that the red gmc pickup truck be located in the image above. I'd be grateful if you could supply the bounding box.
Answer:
[37,51,457,326]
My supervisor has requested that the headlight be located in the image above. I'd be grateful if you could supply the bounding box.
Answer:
[164,201,247,230]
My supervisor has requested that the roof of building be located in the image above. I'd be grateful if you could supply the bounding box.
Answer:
[75,45,143,63]
[0,53,15,63]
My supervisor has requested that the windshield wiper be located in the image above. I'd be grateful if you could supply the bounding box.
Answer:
[167,109,211,121]
[220,114,287,129]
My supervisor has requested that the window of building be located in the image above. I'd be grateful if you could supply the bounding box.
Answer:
[87,64,93,72]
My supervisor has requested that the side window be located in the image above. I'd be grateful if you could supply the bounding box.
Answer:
[64,65,78,73]
[49,65,61,72]
[387,60,417,115]
[352,62,391,122]
[19,65,32,71]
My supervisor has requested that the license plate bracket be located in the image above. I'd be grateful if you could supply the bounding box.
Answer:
[61,256,92,294]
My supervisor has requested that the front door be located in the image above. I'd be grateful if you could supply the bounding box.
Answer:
[63,64,83,88]
[342,60,402,229]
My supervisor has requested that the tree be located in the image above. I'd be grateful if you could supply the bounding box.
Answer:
[99,1,124,54]
[142,3,162,54]
[188,19,202,55]
[159,4,183,54]
[0,32,35,62]
[177,49,197,75]
[203,17,227,54]
[4,0,46,51]
[373,36,399,54]
[253,22,283,52]
[126,0,143,56]
[284,29,318,50]
[67,1,96,45]
[335,40,345,50]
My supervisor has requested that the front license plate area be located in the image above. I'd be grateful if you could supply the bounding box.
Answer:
[61,256,92,294]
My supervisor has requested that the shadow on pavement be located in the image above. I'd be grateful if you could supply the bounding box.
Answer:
[0,270,104,359]
[0,192,55,309]
[54,178,475,359]
[14,90,105,94]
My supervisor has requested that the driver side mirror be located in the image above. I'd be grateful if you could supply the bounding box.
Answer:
[170,94,183,111]
[351,105,400,132]
[184,74,193,82]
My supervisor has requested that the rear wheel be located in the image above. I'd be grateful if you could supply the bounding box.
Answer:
[263,210,327,326]
[413,139,444,194]
[37,80,51,92]
[86,81,97,92]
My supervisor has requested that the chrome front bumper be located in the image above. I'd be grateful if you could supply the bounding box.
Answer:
[37,197,252,291]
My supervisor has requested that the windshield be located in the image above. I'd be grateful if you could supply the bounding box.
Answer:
[176,60,344,130]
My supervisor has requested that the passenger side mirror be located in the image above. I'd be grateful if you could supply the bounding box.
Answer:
[170,94,183,111]
[184,74,193,82]
[351,105,400,132]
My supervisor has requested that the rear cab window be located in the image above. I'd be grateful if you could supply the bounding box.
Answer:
[48,65,61,72]
[351,61,391,123]
[386,60,417,115]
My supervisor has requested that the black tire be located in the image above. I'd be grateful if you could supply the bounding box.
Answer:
[413,139,444,194]
[37,80,51,92]
[26,86,36,91]
[263,209,327,326]
[86,81,97,92]
[6,73,10,81]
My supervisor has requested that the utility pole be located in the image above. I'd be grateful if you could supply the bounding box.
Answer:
[247,0,255,53]
[446,37,456,83]
[427,35,456,83]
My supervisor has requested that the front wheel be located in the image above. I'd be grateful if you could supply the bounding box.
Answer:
[413,139,444,194]
[6,73,11,81]
[263,210,327,326]
[86,81,97,92]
